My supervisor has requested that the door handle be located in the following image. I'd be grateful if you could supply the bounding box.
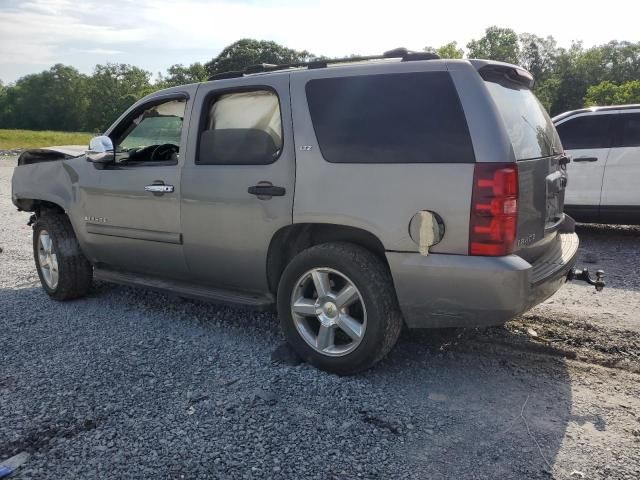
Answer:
[144,182,174,194]
[248,182,286,198]
[572,156,598,163]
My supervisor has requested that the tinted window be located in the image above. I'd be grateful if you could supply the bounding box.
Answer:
[198,90,283,165]
[484,81,562,160]
[305,72,474,164]
[555,115,612,150]
[616,113,640,147]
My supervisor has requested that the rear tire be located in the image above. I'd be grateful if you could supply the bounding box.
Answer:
[33,213,93,300]
[277,242,403,375]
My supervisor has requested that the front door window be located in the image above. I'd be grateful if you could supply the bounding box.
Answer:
[114,99,187,163]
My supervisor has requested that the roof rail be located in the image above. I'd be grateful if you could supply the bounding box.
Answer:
[552,103,640,123]
[207,48,440,81]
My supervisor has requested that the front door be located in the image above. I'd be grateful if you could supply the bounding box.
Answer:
[555,112,614,214]
[78,89,196,278]
[180,75,295,294]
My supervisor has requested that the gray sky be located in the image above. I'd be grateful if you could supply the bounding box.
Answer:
[1,0,639,84]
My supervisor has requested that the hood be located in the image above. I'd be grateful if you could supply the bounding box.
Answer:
[41,145,87,157]
[17,144,86,166]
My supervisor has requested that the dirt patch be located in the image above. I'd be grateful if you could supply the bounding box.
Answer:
[512,313,640,373]
[420,313,640,375]
[0,416,103,457]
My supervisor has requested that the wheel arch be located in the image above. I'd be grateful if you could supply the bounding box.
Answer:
[17,199,87,259]
[266,223,388,294]
[15,198,66,216]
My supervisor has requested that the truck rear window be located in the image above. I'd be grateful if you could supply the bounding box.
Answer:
[485,81,562,161]
[305,72,475,164]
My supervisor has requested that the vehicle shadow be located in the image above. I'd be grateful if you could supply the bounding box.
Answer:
[0,284,578,479]
[366,326,577,478]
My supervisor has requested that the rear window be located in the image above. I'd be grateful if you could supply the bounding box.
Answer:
[485,81,562,160]
[555,115,612,150]
[305,72,475,164]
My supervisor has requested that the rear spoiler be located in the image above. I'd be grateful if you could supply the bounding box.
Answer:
[469,59,535,89]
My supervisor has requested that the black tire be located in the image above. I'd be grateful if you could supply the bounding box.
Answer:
[33,212,93,300]
[277,242,403,375]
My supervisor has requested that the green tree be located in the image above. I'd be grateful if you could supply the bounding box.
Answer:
[1,35,638,132]
[597,41,640,84]
[0,80,6,126]
[85,63,154,132]
[519,33,558,81]
[205,39,315,77]
[533,77,561,113]
[158,62,208,88]
[584,80,640,106]
[434,42,464,59]
[545,43,603,115]
[0,80,5,110]
[541,40,640,115]
[466,26,520,64]
[0,64,88,131]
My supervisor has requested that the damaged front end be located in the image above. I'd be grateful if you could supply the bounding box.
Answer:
[12,145,86,214]
[17,145,86,166]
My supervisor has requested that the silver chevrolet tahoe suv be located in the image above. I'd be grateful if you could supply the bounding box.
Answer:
[12,50,591,374]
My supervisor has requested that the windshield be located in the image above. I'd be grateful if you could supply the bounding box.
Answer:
[485,81,562,160]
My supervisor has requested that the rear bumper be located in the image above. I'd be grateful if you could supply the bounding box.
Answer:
[386,232,579,328]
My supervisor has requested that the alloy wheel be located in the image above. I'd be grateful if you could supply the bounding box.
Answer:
[290,267,367,357]
[38,230,59,289]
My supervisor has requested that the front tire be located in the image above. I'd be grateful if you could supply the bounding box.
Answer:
[277,242,403,375]
[33,213,93,300]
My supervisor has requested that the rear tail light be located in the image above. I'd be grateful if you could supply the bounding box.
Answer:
[469,163,518,256]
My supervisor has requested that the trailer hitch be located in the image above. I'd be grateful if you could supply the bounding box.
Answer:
[568,268,605,291]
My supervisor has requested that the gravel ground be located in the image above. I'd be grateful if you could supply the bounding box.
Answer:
[1,155,639,479]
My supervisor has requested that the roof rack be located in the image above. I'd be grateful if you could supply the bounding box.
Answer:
[207,48,440,81]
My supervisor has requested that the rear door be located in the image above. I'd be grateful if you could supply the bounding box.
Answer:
[600,111,640,220]
[180,74,295,293]
[554,113,614,213]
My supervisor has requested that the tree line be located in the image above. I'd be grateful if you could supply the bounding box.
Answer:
[0,28,639,133]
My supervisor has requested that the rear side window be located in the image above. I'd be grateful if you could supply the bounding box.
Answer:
[305,72,475,164]
[615,113,640,148]
[198,90,283,165]
[484,81,562,160]
[555,115,612,150]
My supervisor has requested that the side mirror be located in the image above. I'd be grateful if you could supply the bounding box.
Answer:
[87,136,115,163]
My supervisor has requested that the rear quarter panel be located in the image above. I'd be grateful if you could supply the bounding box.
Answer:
[289,60,507,254]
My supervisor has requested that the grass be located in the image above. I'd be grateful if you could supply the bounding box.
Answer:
[0,129,93,150]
